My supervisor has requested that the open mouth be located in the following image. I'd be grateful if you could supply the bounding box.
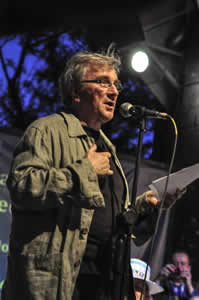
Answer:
[105,101,114,107]
[104,102,115,112]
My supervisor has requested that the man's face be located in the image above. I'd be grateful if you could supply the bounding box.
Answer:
[76,64,119,129]
[134,279,150,300]
[172,252,191,281]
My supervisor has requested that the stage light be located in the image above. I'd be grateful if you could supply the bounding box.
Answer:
[131,50,149,73]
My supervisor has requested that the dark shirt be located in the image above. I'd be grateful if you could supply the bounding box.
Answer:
[80,127,125,274]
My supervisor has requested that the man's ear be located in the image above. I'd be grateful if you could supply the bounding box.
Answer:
[72,89,80,103]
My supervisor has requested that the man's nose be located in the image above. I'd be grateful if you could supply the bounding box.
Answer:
[108,83,119,96]
[176,263,183,272]
[178,265,184,272]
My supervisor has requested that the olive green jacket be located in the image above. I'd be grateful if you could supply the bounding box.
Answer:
[2,112,148,300]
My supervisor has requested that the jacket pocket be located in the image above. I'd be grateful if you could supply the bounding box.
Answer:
[5,252,63,300]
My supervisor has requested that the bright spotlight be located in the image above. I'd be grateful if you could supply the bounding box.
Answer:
[131,50,149,73]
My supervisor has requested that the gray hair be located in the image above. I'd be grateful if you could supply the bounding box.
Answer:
[59,48,121,108]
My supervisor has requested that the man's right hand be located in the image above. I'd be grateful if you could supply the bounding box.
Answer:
[160,264,177,278]
[156,264,176,284]
[86,144,113,176]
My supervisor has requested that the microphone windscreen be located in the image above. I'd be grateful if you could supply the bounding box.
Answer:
[119,102,134,118]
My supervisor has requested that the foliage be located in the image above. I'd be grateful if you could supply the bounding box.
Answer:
[0,31,88,128]
[0,30,159,158]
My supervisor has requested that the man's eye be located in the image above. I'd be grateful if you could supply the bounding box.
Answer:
[98,79,107,84]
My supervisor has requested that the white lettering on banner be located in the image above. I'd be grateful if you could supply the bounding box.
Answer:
[0,200,11,215]
[0,241,9,254]
[0,174,8,186]
[0,280,4,290]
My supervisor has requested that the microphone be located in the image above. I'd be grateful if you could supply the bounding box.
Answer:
[119,102,168,119]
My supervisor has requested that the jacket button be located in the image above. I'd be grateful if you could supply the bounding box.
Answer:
[74,260,81,268]
[80,228,88,234]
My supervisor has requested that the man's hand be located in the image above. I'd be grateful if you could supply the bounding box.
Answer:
[180,266,194,295]
[181,266,192,283]
[160,264,176,279]
[145,190,161,207]
[145,188,187,209]
[155,264,176,284]
[86,144,113,176]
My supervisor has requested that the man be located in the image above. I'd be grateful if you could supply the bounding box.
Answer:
[155,251,199,300]
[130,258,164,300]
[1,49,180,300]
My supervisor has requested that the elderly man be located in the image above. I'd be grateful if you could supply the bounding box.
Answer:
[1,49,180,300]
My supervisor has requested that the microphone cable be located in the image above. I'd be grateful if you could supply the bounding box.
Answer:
[140,114,178,300]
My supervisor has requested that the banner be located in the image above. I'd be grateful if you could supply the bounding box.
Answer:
[0,128,21,296]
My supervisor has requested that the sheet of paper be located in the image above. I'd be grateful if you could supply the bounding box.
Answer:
[148,162,199,200]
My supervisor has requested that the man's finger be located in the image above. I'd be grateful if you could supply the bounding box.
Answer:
[104,152,111,158]
[89,144,97,152]
[107,169,114,175]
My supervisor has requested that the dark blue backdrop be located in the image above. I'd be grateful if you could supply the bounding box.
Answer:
[0,129,21,295]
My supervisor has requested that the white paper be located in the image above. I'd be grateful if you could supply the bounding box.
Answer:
[148,162,199,200]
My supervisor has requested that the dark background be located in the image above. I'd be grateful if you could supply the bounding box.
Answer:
[1,0,199,287]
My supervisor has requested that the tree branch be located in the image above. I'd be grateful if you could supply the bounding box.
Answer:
[0,35,16,48]
[29,29,73,48]
[30,32,59,47]
[0,48,10,83]
[13,34,31,83]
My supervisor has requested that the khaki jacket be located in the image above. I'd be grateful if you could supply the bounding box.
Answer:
[2,112,148,300]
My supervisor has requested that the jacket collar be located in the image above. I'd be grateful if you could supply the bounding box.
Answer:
[59,111,87,137]
[59,111,116,152]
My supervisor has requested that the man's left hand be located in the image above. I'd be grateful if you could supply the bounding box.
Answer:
[145,190,160,207]
[145,188,187,209]
[181,266,194,295]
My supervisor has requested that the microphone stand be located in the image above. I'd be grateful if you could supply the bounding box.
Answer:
[113,115,147,300]
[131,116,147,207]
